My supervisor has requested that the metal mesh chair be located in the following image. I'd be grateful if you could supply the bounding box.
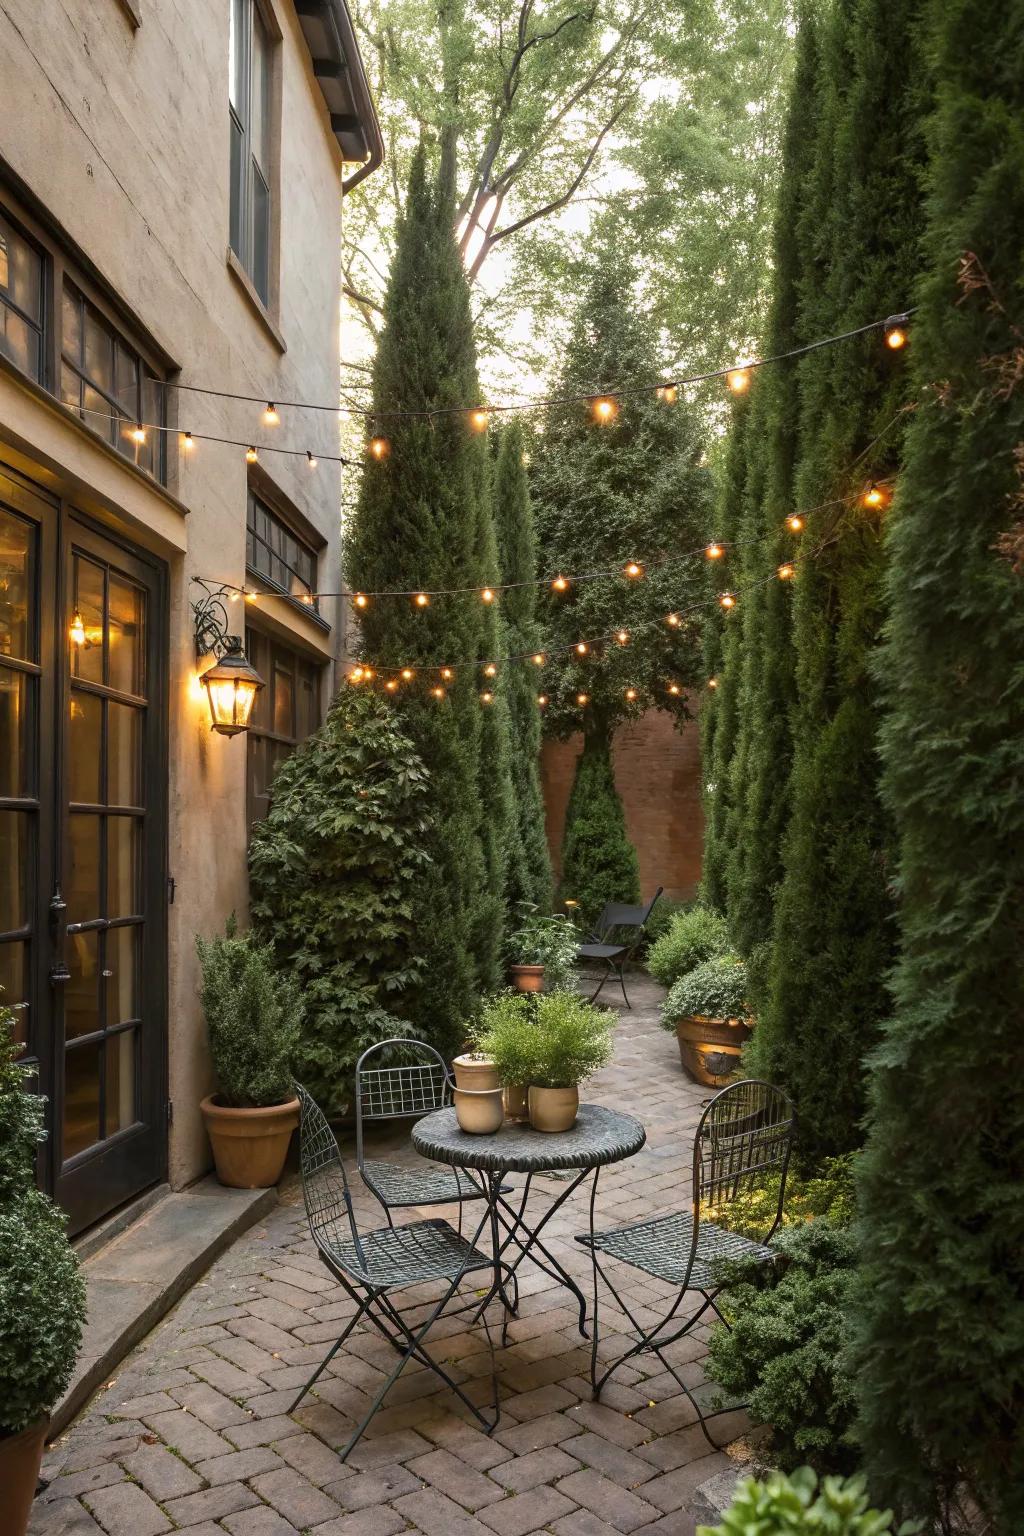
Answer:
[577,1079,795,1445]
[355,1039,496,1221]
[576,887,664,1006]
[289,1084,498,1459]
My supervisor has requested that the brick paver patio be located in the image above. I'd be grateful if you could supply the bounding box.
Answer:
[32,976,749,1536]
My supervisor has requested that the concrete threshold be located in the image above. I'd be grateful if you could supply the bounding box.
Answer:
[54,1175,276,1436]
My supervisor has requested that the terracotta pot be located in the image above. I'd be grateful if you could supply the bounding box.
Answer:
[200,1095,299,1188]
[528,1084,579,1133]
[452,1054,500,1092]
[509,963,545,993]
[0,1416,48,1536]
[453,1086,505,1134]
[503,1083,530,1121]
[674,1015,752,1088]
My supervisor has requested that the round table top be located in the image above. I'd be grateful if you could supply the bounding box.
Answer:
[411,1103,646,1173]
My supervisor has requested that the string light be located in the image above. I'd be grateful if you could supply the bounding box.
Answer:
[666,613,681,628]
[354,592,369,609]
[385,678,399,692]
[182,431,194,450]
[616,629,629,645]
[349,666,365,683]
[363,667,375,682]
[537,694,548,707]
[625,687,638,701]
[263,402,280,426]
[624,561,642,578]
[707,677,718,690]
[441,667,454,681]
[307,451,317,468]
[726,366,752,394]
[400,667,415,681]
[720,592,736,609]
[246,446,258,464]
[576,693,589,706]
[368,437,389,460]
[484,663,498,678]
[705,542,724,560]
[592,397,617,424]
[130,424,146,444]
[480,691,494,704]
[413,592,430,608]
[787,514,804,533]
[531,652,545,666]
[862,482,890,510]
[481,588,495,604]
[667,682,682,696]
[777,562,795,580]
[884,315,909,350]
[469,409,490,432]
[431,686,446,700]
[552,575,569,592]
[575,641,589,656]
[656,384,678,404]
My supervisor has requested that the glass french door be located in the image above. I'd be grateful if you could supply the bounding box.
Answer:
[0,461,167,1234]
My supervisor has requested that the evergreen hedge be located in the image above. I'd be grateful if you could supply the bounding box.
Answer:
[560,735,639,927]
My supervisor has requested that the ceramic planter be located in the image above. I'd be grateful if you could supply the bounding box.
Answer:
[453,1086,505,1134]
[509,963,545,993]
[0,1416,48,1536]
[502,1082,529,1121]
[674,1015,752,1088]
[200,1095,299,1188]
[452,1054,500,1092]
[528,1084,579,1132]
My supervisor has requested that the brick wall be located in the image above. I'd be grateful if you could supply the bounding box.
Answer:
[540,708,704,903]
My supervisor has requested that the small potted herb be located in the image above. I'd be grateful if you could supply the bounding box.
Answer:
[506,906,578,993]
[697,1466,919,1536]
[662,954,751,1086]
[197,920,301,1187]
[528,993,615,1132]
[0,1008,86,1536]
[477,992,540,1120]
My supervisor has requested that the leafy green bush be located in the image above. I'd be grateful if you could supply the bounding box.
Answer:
[560,736,640,928]
[0,1187,86,1434]
[698,1466,921,1535]
[477,992,538,1086]
[708,1220,858,1474]
[196,921,299,1109]
[0,1005,44,1204]
[640,896,686,950]
[505,906,577,989]
[714,1155,856,1241]
[249,690,435,1112]
[530,992,614,1088]
[662,954,748,1026]
[648,904,730,987]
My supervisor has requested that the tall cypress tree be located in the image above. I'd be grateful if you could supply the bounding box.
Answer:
[493,422,553,915]
[754,0,925,1163]
[852,0,1024,1525]
[346,147,491,1046]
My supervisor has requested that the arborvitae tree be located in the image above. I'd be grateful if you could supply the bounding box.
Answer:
[346,146,492,1047]
[532,250,712,917]
[560,736,640,926]
[754,0,924,1163]
[493,422,553,915]
[851,1,1024,1526]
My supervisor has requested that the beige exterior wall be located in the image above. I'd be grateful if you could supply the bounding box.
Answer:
[0,0,352,1191]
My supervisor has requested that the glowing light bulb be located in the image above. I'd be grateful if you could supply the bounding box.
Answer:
[657,384,678,404]
[244,591,257,603]
[246,446,258,464]
[707,677,718,690]
[624,561,642,578]
[532,652,545,667]
[413,592,430,608]
[301,593,314,605]
[385,678,399,692]
[576,693,589,707]
[625,687,637,701]
[484,663,497,678]
[787,514,804,533]
[469,408,490,432]
[441,667,454,681]
[537,694,548,707]
[480,691,494,705]
[70,610,86,647]
[705,542,724,560]
[616,629,629,645]
[552,575,569,592]
[481,588,495,604]
[400,668,415,681]
[777,562,795,580]
[884,316,908,350]
[350,666,365,683]
[368,437,389,460]
[431,686,446,700]
[862,483,890,510]
[363,668,375,682]
[719,592,736,609]
[726,366,751,394]
[592,397,616,423]
[667,682,682,696]
[354,592,369,609]
[264,402,280,426]
[130,423,146,444]
[575,641,589,656]
[307,451,317,468]
[182,431,194,450]
[666,612,681,628]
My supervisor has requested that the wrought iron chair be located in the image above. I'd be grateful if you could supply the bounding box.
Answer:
[355,1039,499,1223]
[288,1084,498,1460]
[576,886,664,1006]
[577,1078,796,1445]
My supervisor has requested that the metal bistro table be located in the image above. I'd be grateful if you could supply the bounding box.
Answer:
[411,1104,646,1340]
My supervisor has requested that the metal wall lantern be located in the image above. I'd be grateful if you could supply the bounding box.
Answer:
[191,579,265,737]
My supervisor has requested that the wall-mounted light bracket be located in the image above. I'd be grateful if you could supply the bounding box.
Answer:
[190,578,265,736]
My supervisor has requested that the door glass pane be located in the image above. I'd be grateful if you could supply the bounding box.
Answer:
[108,575,145,696]
[0,810,28,932]
[66,929,100,1040]
[107,816,139,918]
[69,689,102,804]
[105,1028,136,1135]
[0,505,34,662]
[66,813,100,925]
[0,941,28,1045]
[0,669,29,797]
[72,555,105,684]
[106,925,138,1025]
[108,701,141,806]
[63,1042,100,1159]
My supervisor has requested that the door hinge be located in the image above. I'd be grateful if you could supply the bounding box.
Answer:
[166,1100,174,1125]
[167,876,176,905]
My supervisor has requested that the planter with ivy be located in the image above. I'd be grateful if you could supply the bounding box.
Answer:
[505,906,578,993]
[197,921,301,1188]
[0,1009,86,1536]
[662,954,751,1086]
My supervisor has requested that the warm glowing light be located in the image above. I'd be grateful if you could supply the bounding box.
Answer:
[624,561,642,578]
[307,451,317,468]
[244,591,257,603]
[484,663,497,678]
[431,686,446,700]
[246,446,258,464]
[441,667,454,681]
[616,629,630,646]
[576,692,589,707]
[787,514,804,533]
[354,592,369,609]
[884,316,908,350]
[469,408,490,432]
[349,666,365,684]
[726,366,752,394]
[264,402,280,426]
[667,682,682,696]
[862,482,890,510]
[70,610,86,647]
[199,640,265,737]
[537,694,548,707]
[368,437,389,460]
[400,668,415,681]
[657,384,678,404]
[480,691,494,704]
[592,396,617,423]
[575,641,589,655]
[552,575,569,592]
[705,542,724,560]
[531,652,545,666]
[719,592,736,609]
[301,593,314,605]
[363,668,375,682]
[666,612,681,628]
[385,678,399,692]
[413,592,430,608]
[625,687,637,701]
[707,677,718,690]
[777,562,795,580]
[481,588,495,604]
[182,431,194,450]
[130,423,146,444]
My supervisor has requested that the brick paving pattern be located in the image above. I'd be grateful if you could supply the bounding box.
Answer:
[33,976,748,1536]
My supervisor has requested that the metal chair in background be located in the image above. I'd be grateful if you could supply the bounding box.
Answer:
[575,887,664,1006]
[288,1084,498,1460]
[577,1078,796,1445]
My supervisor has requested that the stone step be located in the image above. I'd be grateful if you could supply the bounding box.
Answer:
[55,1176,276,1435]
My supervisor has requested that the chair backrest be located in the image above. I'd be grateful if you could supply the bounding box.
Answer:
[691,1078,796,1250]
[354,1039,453,1173]
[295,1083,365,1267]
[594,887,664,945]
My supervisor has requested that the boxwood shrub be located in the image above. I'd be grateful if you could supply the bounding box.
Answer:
[648,904,730,988]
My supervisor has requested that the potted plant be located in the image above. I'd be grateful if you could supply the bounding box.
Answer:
[477,992,540,1120]
[647,903,729,989]
[697,1466,916,1536]
[197,920,301,1188]
[528,993,615,1132]
[0,1008,86,1536]
[662,954,751,1086]
[505,906,579,993]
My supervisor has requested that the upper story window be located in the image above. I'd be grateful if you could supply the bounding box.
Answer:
[0,211,44,382]
[229,0,274,306]
[60,280,164,480]
[246,491,319,610]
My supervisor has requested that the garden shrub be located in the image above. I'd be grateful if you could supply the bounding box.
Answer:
[249,689,434,1114]
[195,920,300,1109]
[708,1220,859,1475]
[647,904,729,988]
[505,906,577,991]
[662,954,748,1025]
[0,1005,44,1203]
[715,1154,856,1241]
[698,1466,920,1536]
[560,734,639,928]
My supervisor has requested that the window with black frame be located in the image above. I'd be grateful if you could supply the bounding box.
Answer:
[245,627,322,830]
[229,0,274,306]
[246,491,319,609]
[0,210,44,382]
[60,280,165,480]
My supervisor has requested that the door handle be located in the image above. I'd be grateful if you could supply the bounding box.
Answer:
[49,962,71,985]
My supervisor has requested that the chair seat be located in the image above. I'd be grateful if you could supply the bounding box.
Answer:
[577,943,628,961]
[319,1217,493,1290]
[579,1210,778,1289]
[361,1158,486,1208]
